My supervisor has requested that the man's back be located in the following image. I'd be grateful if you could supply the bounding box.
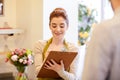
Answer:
[105,8,120,80]
[82,7,120,80]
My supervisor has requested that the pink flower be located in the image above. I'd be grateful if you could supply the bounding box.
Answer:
[19,52,24,56]
[27,59,34,65]
[11,52,15,55]
[23,60,27,64]
[5,58,9,62]
[14,49,19,54]
[22,49,27,54]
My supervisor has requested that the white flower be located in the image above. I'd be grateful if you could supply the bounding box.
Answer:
[19,59,23,63]
[11,55,18,61]
[22,56,27,60]
[28,54,32,59]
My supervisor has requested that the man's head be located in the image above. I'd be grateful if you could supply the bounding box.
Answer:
[110,0,120,12]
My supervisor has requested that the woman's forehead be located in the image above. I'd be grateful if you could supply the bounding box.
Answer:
[51,17,66,23]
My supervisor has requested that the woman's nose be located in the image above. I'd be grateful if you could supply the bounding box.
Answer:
[56,26,61,31]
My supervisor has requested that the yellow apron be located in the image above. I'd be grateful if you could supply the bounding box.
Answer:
[38,38,68,80]
[38,78,63,80]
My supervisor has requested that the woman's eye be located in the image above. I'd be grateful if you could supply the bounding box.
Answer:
[60,25,64,28]
[52,25,57,28]
[60,24,65,28]
[60,23,65,28]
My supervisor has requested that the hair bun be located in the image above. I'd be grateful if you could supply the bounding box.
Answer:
[49,7,69,25]
[54,8,66,14]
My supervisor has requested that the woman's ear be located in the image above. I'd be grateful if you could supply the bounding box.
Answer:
[66,25,69,30]
[49,24,52,30]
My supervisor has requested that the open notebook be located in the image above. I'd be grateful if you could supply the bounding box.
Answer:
[37,51,78,78]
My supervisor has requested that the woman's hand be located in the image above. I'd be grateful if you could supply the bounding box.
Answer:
[44,59,64,72]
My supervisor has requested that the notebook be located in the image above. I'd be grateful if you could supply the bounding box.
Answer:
[37,51,78,78]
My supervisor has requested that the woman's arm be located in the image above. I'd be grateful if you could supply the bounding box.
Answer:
[57,51,80,80]
[34,40,45,74]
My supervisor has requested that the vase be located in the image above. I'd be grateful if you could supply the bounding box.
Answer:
[15,66,28,80]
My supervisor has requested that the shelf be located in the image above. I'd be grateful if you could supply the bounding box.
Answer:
[0,29,24,35]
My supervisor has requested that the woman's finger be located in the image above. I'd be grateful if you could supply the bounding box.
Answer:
[60,60,64,67]
[46,60,53,66]
[44,63,50,69]
[50,59,57,65]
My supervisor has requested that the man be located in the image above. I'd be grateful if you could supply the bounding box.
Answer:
[82,0,120,80]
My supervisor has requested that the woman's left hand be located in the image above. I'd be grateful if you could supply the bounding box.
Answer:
[44,59,64,72]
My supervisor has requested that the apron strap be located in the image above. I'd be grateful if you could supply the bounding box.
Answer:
[42,38,52,61]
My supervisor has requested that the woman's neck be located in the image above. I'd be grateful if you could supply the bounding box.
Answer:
[52,38,64,45]
[47,38,65,51]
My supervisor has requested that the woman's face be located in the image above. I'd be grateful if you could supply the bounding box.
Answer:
[50,17,68,40]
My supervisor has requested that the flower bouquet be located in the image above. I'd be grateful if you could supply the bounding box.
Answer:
[78,4,97,45]
[5,48,34,80]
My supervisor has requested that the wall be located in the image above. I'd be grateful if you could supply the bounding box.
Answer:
[31,0,43,48]
[0,0,16,52]
[0,0,43,51]
[0,0,16,28]
[16,0,43,49]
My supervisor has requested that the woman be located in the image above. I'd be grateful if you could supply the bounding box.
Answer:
[34,8,80,80]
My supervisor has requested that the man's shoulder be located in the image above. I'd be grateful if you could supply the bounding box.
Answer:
[93,19,114,32]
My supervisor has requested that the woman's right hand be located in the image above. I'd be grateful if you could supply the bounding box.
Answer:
[44,59,65,72]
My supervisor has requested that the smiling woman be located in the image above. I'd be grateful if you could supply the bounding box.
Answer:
[0,0,3,15]
[33,7,81,80]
